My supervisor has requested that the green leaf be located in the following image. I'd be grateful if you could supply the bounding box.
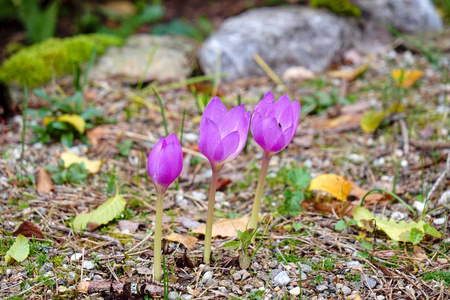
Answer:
[360,240,373,250]
[292,222,303,231]
[353,207,438,244]
[335,220,347,231]
[61,131,74,148]
[289,191,304,214]
[5,235,30,264]
[423,223,441,238]
[73,192,127,230]
[287,168,312,189]
[360,110,387,133]
[223,241,240,250]
[357,251,369,259]
[239,253,251,270]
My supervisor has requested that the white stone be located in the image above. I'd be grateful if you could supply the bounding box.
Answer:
[83,261,95,270]
[433,218,445,226]
[273,271,290,286]
[413,201,425,214]
[401,159,408,168]
[70,253,83,261]
[391,211,405,222]
[202,271,213,283]
[289,287,300,296]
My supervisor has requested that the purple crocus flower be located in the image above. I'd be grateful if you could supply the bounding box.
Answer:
[199,97,250,169]
[147,133,183,192]
[251,91,300,153]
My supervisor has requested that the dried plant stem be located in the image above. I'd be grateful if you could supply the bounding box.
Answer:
[153,190,165,281]
[203,167,221,264]
[249,151,272,233]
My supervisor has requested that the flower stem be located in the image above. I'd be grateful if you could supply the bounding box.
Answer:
[203,167,221,264]
[153,189,165,281]
[249,151,272,233]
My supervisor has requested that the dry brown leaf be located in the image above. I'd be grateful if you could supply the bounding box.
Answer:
[13,221,44,239]
[192,217,250,238]
[217,178,232,191]
[391,69,423,88]
[36,167,53,193]
[86,127,105,147]
[349,181,389,206]
[328,58,370,81]
[309,174,352,201]
[118,220,143,234]
[293,134,313,148]
[165,233,198,249]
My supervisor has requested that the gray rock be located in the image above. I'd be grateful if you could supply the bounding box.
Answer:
[232,272,241,281]
[39,262,54,274]
[181,294,193,300]
[317,284,328,292]
[91,35,197,84]
[341,285,352,295]
[218,286,228,294]
[202,271,213,283]
[181,219,202,230]
[301,272,307,281]
[241,269,251,281]
[205,278,216,287]
[363,277,377,289]
[289,287,300,296]
[168,291,179,300]
[92,274,103,281]
[218,280,231,288]
[83,260,95,270]
[354,0,442,33]
[199,7,354,81]
[273,271,290,286]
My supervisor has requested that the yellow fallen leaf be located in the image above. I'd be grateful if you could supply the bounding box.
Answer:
[192,217,250,238]
[43,116,56,126]
[391,69,423,88]
[360,110,387,133]
[61,152,102,174]
[165,233,198,249]
[309,174,351,201]
[58,114,86,134]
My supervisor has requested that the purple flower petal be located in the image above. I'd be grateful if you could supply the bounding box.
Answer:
[220,131,240,163]
[219,105,245,136]
[252,116,284,152]
[202,96,228,126]
[199,118,222,164]
[253,91,274,117]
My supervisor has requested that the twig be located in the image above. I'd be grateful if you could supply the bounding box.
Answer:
[426,153,450,202]
[399,119,410,157]
[48,223,123,250]
[410,139,450,149]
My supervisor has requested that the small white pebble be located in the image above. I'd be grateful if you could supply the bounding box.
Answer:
[413,201,425,214]
[401,159,408,168]
[394,149,403,157]
[70,253,83,261]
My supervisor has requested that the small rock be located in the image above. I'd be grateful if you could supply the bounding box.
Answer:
[363,277,377,289]
[181,294,193,300]
[192,191,206,201]
[438,190,450,206]
[58,286,68,293]
[251,262,262,270]
[241,269,251,281]
[348,154,363,163]
[242,284,253,292]
[373,158,385,166]
[346,261,362,269]
[218,287,228,294]
[273,271,290,286]
[232,272,241,281]
[413,201,425,214]
[67,271,76,284]
[391,211,405,222]
[218,280,231,288]
[289,287,300,296]
[205,279,217,287]
[57,279,68,286]
[301,272,307,281]
[70,253,83,261]
[93,274,103,281]
[341,285,352,295]
[433,218,445,226]
[317,284,328,292]
[377,296,386,300]
[83,261,95,270]
[183,133,198,143]
[168,291,179,300]
[39,262,54,274]
[269,260,278,268]
[202,271,213,283]
[299,263,313,273]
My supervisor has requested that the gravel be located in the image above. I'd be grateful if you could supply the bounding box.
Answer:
[273,271,290,286]
[202,271,213,283]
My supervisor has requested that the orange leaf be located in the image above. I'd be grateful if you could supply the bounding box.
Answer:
[309,174,351,201]
[36,167,54,193]
[192,217,250,238]
[165,233,198,249]
[391,69,422,88]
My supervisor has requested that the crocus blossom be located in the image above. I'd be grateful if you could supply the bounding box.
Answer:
[251,91,300,153]
[249,91,301,233]
[147,133,183,192]
[199,96,251,169]
[199,96,250,264]
[147,133,183,281]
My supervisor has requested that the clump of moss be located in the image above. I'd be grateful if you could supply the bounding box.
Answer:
[310,0,362,18]
[0,34,123,87]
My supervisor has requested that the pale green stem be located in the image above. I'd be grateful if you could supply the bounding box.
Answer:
[203,166,221,264]
[249,151,272,232]
[153,188,165,281]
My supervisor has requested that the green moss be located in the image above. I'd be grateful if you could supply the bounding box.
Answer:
[0,34,123,87]
[310,0,362,18]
